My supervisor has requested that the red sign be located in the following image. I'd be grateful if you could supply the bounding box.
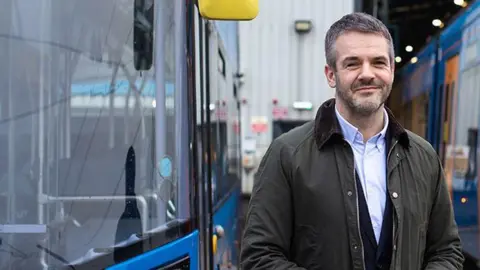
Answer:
[251,123,267,133]
[272,107,288,120]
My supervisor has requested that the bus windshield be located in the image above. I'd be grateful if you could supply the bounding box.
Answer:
[0,0,189,268]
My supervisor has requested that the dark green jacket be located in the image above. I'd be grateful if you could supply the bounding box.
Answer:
[240,98,464,270]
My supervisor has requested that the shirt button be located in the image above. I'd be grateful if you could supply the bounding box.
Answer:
[353,244,359,250]
[347,191,353,196]
[392,192,398,199]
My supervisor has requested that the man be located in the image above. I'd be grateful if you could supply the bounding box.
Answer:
[240,12,464,270]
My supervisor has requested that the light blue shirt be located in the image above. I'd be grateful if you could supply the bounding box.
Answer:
[335,106,389,243]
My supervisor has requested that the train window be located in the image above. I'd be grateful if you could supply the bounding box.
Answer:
[211,117,240,207]
[0,0,189,268]
[210,122,228,206]
[452,66,480,195]
[209,56,240,207]
[456,67,480,146]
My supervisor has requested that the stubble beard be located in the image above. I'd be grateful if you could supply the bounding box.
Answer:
[335,78,391,117]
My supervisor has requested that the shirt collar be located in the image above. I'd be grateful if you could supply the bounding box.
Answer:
[335,106,389,146]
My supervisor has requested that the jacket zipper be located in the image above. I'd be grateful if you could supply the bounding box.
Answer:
[386,140,399,268]
[344,139,365,269]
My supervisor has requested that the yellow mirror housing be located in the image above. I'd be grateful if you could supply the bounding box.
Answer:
[198,0,259,21]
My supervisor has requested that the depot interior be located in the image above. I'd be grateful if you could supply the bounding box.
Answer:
[361,0,465,68]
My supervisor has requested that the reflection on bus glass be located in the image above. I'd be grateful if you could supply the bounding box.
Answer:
[115,146,142,248]
[0,0,182,268]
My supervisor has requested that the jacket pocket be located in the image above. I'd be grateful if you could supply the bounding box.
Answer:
[293,225,322,268]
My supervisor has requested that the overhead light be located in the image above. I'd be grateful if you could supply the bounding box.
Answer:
[432,19,445,28]
[454,0,467,7]
[395,56,402,63]
[411,57,418,64]
[294,20,313,34]
[293,101,313,111]
[405,45,413,52]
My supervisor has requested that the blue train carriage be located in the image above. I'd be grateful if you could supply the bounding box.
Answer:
[398,41,436,140]
[433,0,480,263]
[0,0,257,269]
[397,0,480,264]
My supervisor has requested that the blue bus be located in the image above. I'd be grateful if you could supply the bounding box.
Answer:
[392,0,480,265]
[0,0,256,269]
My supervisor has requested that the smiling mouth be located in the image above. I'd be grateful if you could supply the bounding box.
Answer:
[355,87,380,92]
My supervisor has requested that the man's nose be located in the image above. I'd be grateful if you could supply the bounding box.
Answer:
[358,63,375,82]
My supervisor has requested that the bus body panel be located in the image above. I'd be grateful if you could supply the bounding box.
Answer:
[212,186,241,268]
[107,231,199,270]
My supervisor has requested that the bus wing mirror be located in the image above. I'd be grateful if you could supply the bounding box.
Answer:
[198,0,259,21]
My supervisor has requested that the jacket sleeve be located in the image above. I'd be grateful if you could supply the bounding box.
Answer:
[240,139,306,270]
[423,156,464,269]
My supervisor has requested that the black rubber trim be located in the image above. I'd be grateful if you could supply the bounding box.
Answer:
[61,219,192,270]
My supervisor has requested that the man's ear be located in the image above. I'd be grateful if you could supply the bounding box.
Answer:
[324,65,336,88]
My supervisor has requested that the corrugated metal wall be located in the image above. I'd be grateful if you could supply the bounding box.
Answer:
[238,0,354,194]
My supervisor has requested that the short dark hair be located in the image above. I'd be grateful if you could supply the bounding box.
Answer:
[325,12,394,70]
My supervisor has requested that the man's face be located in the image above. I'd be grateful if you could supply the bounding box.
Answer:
[324,31,394,116]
